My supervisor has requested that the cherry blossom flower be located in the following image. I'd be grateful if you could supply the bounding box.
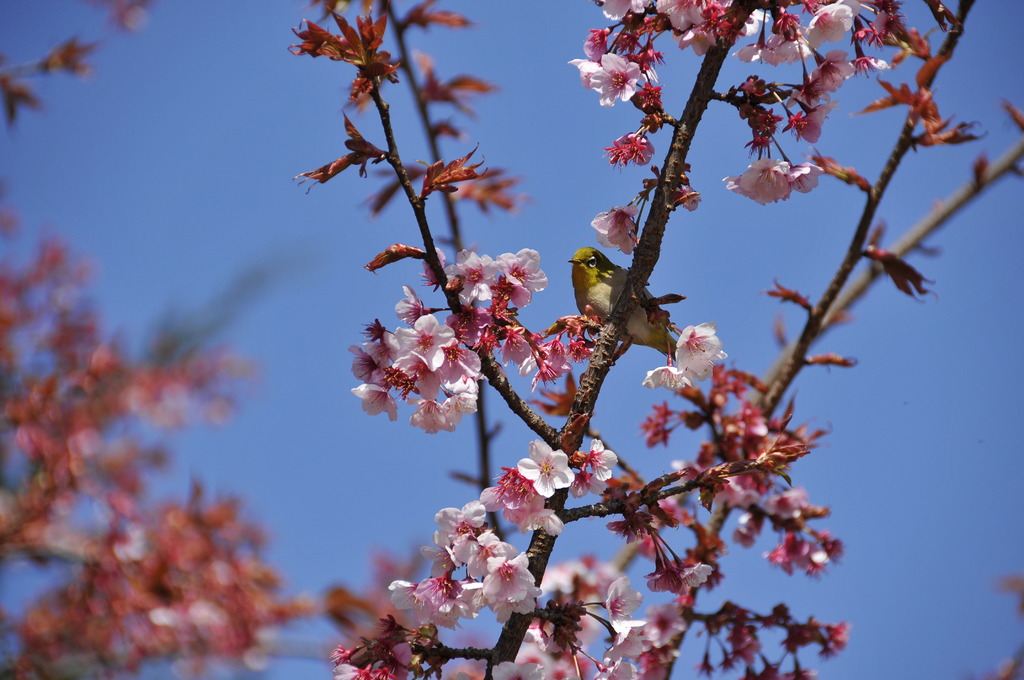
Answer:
[493,661,546,680]
[786,99,838,143]
[596,658,639,680]
[394,313,455,372]
[436,341,482,385]
[724,158,792,204]
[506,494,565,536]
[481,467,539,511]
[395,285,427,324]
[643,602,688,647]
[677,322,727,380]
[589,53,642,107]
[484,552,543,621]
[657,0,704,31]
[445,250,497,305]
[584,28,611,60]
[569,58,602,90]
[788,162,824,194]
[812,51,856,93]
[763,486,810,519]
[604,576,644,635]
[433,500,487,550]
[421,543,457,576]
[643,322,726,390]
[675,26,715,56]
[605,134,655,168]
[496,249,547,307]
[458,530,517,579]
[807,0,861,49]
[409,397,456,433]
[351,383,398,420]
[601,0,648,20]
[518,441,574,498]
[572,439,618,497]
[734,511,762,547]
[446,306,491,346]
[592,206,640,254]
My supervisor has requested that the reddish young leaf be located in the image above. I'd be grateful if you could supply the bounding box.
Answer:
[532,373,577,417]
[452,169,526,214]
[403,1,473,29]
[421,147,484,198]
[1,75,40,126]
[805,353,858,368]
[808,155,871,192]
[922,0,960,31]
[1004,100,1024,132]
[42,37,97,76]
[289,19,347,60]
[766,280,811,311]
[864,245,934,298]
[856,80,914,115]
[364,244,427,272]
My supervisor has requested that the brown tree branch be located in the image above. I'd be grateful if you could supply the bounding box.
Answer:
[756,0,976,418]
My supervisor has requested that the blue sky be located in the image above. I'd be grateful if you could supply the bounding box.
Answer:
[2,1,1022,679]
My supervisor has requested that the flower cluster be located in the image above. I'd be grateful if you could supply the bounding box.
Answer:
[389,439,617,629]
[569,0,907,203]
[351,248,564,432]
[642,366,844,580]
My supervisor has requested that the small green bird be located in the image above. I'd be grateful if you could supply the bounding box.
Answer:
[569,246,677,356]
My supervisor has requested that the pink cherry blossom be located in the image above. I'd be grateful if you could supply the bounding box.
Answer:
[807,0,861,49]
[433,501,486,549]
[596,658,639,680]
[763,486,810,519]
[724,158,794,205]
[394,313,455,372]
[677,322,727,381]
[409,398,456,433]
[483,552,542,621]
[600,0,647,20]
[604,576,643,635]
[584,28,610,60]
[761,33,812,66]
[569,58,601,90]
[675,27,715,56]
[605,134,655,168]
[351,383,398,420]
[589,53,642,107]
[733,510,762,547]
[812,50,856,93]
[517,441,573,498]
[592,206,640,254]
[643,322,726,390]
[643,602,688,647]
[435,341,481,385]
[458,531,517,579]
[505,494,564,536]
[445,250,497,305]
[395,285,427,324]
[481,467,539,511]
[572,439,618,497]
[493,661,545,680]
[788,162,824,194]
[500,326,533,369]
[656,0,704,31]
[495,249,547,307]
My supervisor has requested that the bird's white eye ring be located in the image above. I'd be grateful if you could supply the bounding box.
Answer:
[586,256,597,268]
